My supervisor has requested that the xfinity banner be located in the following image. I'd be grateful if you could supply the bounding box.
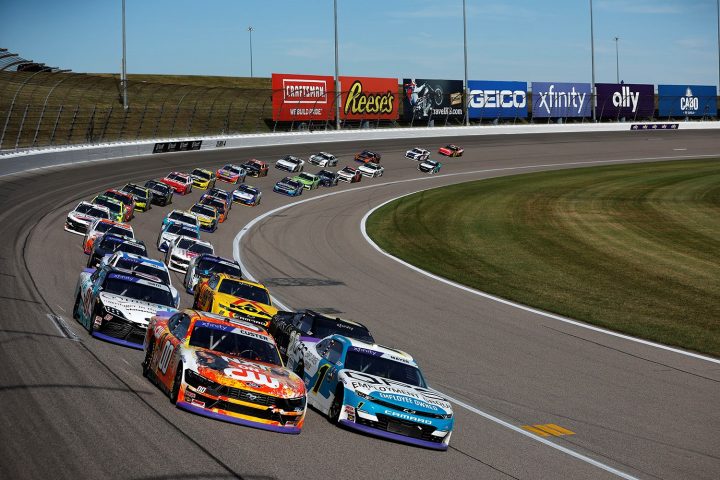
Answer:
[596,83,654,119]
[531,82,591,118]
[402,78,464,121]
[467,81,527,119]
[658,85,717,117]
[272,73,335,121]
[339,76,399,120]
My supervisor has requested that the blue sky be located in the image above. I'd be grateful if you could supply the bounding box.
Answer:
[2,0,718,86]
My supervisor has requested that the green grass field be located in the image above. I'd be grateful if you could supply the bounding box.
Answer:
[367,159,720,356]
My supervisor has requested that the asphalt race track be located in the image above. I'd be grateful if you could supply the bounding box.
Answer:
[1,130,719,480]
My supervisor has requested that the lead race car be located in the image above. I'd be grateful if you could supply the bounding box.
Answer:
[288,335,454,450]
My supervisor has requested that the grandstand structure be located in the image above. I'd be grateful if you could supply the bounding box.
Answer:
[0,48,67,73]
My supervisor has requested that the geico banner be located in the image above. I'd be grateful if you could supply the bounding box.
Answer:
[339,76,398,120]
[467,81,527,119]
[658,84,717,117]
[272,73,335,121]
[596,83,654,118]
[402,78,464,121]
[531,82,591,118]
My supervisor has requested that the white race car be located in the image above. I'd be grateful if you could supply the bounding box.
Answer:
[157,221,200,253]
[357,162,384,178]
[65,201,111,235]
[165,236,215,273]
[100,251,180,308]
[275,155,305,172]
[161,209,199,230]
[405,148,430,161]
[309,152,338,167]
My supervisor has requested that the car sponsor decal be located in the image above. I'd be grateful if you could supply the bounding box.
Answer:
[223,366,280,389]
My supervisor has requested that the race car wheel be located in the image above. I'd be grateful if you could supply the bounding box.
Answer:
[142,341,154,378]
[170,364,183,404]
[329,386,344,424]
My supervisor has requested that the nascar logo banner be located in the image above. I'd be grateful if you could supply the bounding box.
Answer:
[531,82,591,118]
[272,73,335,121]
[339,76,398,120]
[596,83,654,118]
[402,78,464,121]
[657,85,717,117]
[467,81,528,119]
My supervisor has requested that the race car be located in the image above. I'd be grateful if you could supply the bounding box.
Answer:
[189,203,220,232]
[161,210,199,230]
[160,172,194,195]
[100,251,180,308]
[205,187,233,210]
[103,189,135,221]
[120,183,152,212]
[232,184,262,206]
[241,159,269,177]
[275,155,305,173]
[165,236,215,273]
[216,164,246,184]
[293,172,320,190]
[269,309,374,362]
[87,232,147,268]
[317,169,339,187]
[183,254,242,294]
[438,144,464,157]
[144,180,174,206]
[65,201,111,235]
[273,177,304,197]
[418,159,442,174]
[91,195,125,223]
[190,168,217,190]
[142,309,306,433]
[73,265,177,349]
[193,273,277,328]
[288,335,454,450]
[337,166,362,183]
[405,148,430,161]
[357,162,384,178]
[309,152,337,167]
[82,218,134,254]
[157,221,200,253]
[354,150,381,164]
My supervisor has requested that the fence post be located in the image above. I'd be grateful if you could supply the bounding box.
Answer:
[50,105,63,145]
[85,106,97,143]
[119,106,129,140]
[152,105,164,138]
[14,104,30,149]
[256,94,271,132]
[100,106,114,142]
[136,104,147,139]
[67,105,80,143]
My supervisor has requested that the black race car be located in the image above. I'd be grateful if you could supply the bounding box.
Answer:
[144,180,174,206]
[87,232,148,268]
[268,309,375,361]
[317,169,339,187]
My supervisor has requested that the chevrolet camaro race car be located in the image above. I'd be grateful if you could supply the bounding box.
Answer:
[161,172,194,195]
[309,152,337,167]
[241,159,269,177]
[120,183,152,212]
[101,251,180,308]
[418,159,442,174]
[142,309,306,433]
[162,210,199,230]
[193,273,277,328]
[232,184,262,206]
[273,177,303,197]
[293,172,320,190]
[157,221,200,253]
[337,166,362,183]
[190,168,216,190]
[65,201,111,235]
[83,218,134,254]
[216,164,246,184]
[438,144,464,157]
[73,265,177,349]
[87,232,147,268]
[183,254,242,294]
[288,335,454,450]
[189,203,220,232]
[357,162,384,178]
[144,180,174,206]
[317,169,339,187]
[405,148,430,161]
[354,150,381,164]
[275,155,305,173]
[165,236,215,273]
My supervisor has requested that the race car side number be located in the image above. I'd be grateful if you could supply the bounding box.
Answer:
[158,340,174,374]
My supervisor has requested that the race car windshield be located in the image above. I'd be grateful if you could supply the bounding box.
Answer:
[147,181,170,193]
[217,279,270,304]
[344,352,426,388]
[77,204,107,217]
[116,242,146,256]
[106,192,131,206]
[170,212,195,224]
[192,169,211,179]
[202,199,225,211]
[177,238,196,249]
[226,166,242,174]
[123,186,146,198]
[108,226,133,238]
[196,259,241,277]
[341,168,354,173]
[191,205,215,217]
[309,317,374,343]
[238,186,256,193]
[188,243,213,255]
[298,173,315,181]
[115,259,170,284]
[95,199,122,214]
[189,326,281,365]
[102,277,174,307]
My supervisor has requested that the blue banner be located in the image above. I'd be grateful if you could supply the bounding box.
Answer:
[531,82,591,118]
[468,81,527,119]
[658,85,717,117]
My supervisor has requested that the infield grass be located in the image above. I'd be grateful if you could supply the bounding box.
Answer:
[367,159,720,356]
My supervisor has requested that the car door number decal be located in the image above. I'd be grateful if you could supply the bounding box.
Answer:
[158,340,174,374]
[312,364,330,394]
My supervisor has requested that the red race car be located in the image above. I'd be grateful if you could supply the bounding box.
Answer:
[216,164,247,184]
[103,189,135,221]
[354,149,381,164]
[143,309,307,433]
[241,159,269,178]
[438,144,464,157]
[161,172,194,195]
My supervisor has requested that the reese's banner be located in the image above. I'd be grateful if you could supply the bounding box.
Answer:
[402,78,464,121]
[272,73,335,122]
[339,76,398,120]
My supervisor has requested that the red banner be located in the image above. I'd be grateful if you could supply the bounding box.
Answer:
[272,73,335,121]
[339,76,399,120]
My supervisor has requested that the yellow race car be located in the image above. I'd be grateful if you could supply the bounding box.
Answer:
[193,273,277,328]
[190,168,217,190]
[189,203,219,232]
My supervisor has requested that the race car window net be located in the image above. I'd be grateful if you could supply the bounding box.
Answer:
[196,259,241,277]
[189,326,281,365]
[217,279,270,305]
[115,259,170,284]
[344,352,427,388]
[102,277,174,307]
[310,317,374,343]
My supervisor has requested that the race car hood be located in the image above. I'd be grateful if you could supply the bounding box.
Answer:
[419,161,435,169]
[233,190,255,200]
[173,248,201,261]
[339,371,452,415]
[275,181,297,190]
[187,349,304,399]
[68,212,98,224]
[217,294,278,325]
[217,169,238,177]
[99,292,176,325]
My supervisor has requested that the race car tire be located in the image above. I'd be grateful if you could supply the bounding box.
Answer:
[329,386,344,424]
[142,341,154,378]
[170,364,183,404]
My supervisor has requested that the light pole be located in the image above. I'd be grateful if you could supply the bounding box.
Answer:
[333,0,340,130]
[248,26,254,78]
[589,0,596,121]
[121,0,128,109]
[614,36,620,83]
[463,0,469,126]
[716,0,719,97]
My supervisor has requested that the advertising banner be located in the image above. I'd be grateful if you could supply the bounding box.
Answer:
[531,82,591,118]
[402,78,464,121]
[153,140,202,153]
[339,76,399,120]
[658,85,717,117]
[596,83,654,118]
[272,73,335,122]
[467,81,528,119]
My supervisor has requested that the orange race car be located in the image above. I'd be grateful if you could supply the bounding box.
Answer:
[82,218,134,254]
